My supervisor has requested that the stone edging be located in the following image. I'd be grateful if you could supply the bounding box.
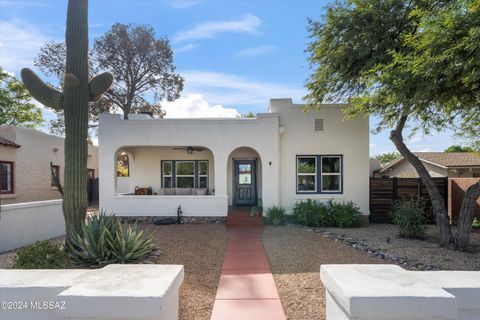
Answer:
[291,224,441,271]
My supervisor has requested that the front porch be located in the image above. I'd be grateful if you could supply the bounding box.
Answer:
[109,144,265,217]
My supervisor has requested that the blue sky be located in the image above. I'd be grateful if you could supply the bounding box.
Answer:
[0,0,463,154]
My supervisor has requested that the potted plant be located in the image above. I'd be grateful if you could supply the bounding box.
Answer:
[266,205,286,226]
[249,198,263,217]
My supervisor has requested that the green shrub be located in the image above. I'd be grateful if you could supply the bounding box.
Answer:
[68,212,154,267]
[472,217,480,230]
[13,241,70,269]
[392,198,426,238]
[108,221,155,263]
[293,200,333,227]
[328,200,361,228]
[266,205,286,225]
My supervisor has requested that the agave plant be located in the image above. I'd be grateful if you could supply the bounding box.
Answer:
[68,212,117,267]
[68,211,155,267]
[107,221,154,264]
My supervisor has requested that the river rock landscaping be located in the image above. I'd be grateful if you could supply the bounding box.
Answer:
[319,223,480,270]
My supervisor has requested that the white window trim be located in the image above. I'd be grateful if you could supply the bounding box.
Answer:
[162,161,173,188]
[198,161,208,188]
[296,156,317,193]
[175,161,195,188]
[320,156,342,192]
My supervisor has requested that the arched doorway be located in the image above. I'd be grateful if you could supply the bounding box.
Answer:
[227,147,262,206]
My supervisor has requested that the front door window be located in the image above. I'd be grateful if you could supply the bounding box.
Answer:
[234,160,256,206]
[238,164,252,184]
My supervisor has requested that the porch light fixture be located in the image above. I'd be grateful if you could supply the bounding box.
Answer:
[186,146,193,154]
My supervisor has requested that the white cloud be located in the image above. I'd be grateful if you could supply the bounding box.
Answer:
[407,132,424,144]
[162,94,240,118]
[175,43,197,53]
[174,14,260,42]
[181,70,306,107]
[0,19,52,74]
[166,0,202,9]
[236,45,275,58]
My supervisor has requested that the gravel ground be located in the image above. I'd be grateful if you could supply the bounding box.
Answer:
[144,224,228,320]
[0,224,228,320]
[322,224,480,270]
[262,225,381,320]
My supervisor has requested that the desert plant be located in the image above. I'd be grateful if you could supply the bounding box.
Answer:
[393,198,427,238]
[266,205,286,226]
[108,221,154,263]
[68,213,118,267]
[67,212,154,267]
[250,198,263,217]
[21,0,113,242]
[13,241,70,269]
[328,200,361,228]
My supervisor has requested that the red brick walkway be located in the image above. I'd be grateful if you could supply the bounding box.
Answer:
[210,217,286,320]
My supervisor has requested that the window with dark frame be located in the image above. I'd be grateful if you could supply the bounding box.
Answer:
[51,165,60,187]
[162,160,209,189]
[0,161,14,194]
[296,155,342,194]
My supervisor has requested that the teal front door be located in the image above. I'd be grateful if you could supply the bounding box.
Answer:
[233,160,257,206]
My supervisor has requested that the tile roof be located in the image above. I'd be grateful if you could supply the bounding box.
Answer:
[414,152,480,167]
[0,136,21,148]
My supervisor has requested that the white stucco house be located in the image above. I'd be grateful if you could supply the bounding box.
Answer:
[98,98,369,221]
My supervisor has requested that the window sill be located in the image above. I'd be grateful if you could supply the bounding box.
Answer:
[0,193,18,199]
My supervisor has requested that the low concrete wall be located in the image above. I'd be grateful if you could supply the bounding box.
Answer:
[0,264,184,320]
[110,194,228,216]
[321,264,480,320]
[0,200,65,253]
[448,178,480,220]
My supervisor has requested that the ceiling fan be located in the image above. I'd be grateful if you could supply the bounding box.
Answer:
[172,146,205,154]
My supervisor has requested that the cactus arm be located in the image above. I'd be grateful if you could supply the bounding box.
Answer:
[21,68,63,110]
[65,73,80,88]
[89,72,113,101]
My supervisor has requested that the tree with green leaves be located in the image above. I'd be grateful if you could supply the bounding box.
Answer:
[374,152,401,165]
[240,111,256,118]
[444,145,475,153]
[0,67,43,128]
[35,23,183,134]
[306,0,480,250]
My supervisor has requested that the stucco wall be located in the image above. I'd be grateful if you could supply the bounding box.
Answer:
[99,99,369,217]
[270,99,370,214]
[0,199,64,253]
[99,114,280,216]
[0,265,184,320]
[382,158,479,178]
[321,264,480,320]
[0,126,98,204]
[385,158,448,177]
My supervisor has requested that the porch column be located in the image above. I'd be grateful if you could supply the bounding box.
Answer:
[213,151,228,197]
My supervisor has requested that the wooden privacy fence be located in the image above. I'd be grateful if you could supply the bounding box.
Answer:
[370,177,448,223]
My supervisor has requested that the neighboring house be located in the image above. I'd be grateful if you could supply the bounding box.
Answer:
[99,98,370,221]
[0,126,98,205]
[378,152,480,178]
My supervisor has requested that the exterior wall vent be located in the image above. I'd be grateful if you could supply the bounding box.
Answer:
[314,119,324,131]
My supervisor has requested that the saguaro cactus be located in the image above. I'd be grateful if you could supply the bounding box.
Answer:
[21,0,113,241]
